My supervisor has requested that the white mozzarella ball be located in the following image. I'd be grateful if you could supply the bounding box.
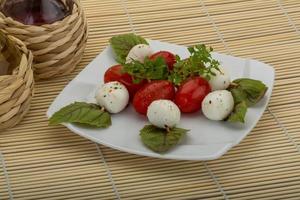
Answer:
[147,100,181,129]
[126,44,153,63]
[95,81,129,114]
[208,67,231,91]
[202,90,234,121]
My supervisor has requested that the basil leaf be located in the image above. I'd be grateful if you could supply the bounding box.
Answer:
[109,33,148,63]
[227,87,249,123]
[227,101,248,123]
[49,102,111,128]
[229,88,247,104]
[140,125,189,153]
[232,78,268,106]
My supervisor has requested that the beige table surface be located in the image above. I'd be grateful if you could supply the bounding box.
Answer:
[1,0,300,199]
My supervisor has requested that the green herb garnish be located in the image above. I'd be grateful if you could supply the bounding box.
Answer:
[227,78,268,123]
[49,102,111,128]
[140,125,189,153]
[123,56,169,83]
[169,44,220,85]
[231,78,268,106]
[110,33,148,63]
[227,101,248,123]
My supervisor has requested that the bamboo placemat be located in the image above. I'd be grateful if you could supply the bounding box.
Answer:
[1,0,300,199]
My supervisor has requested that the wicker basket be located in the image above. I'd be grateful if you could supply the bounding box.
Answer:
[0,31,34,130]
[0,0,88,79]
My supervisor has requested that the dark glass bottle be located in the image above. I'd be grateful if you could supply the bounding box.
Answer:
[1,0,72,25]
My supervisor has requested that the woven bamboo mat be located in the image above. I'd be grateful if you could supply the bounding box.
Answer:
[1,0,300,199]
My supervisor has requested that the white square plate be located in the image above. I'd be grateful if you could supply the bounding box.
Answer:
[47,40,275,160]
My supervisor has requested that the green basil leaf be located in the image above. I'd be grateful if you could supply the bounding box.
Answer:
[232,78,268,106]
[49,102,111,128]
[109,33,148,63]
[229,88,248,104]
[227,101,248,123]
[140,125,189,153]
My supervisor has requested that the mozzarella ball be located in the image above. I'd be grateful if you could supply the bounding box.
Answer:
[202,90,234,121]
[208,67,231,91]
[95,81,129,113]
[147,100,181,129]
[126,44,153,63]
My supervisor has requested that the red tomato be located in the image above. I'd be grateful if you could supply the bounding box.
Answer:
[133,80,175,115]
[104,65,146,98]
[175,77,211,113]
[150,51,176,70]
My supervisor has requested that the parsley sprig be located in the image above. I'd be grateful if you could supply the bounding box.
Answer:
[123,56,169,83]
[122,44,220,85]
[169,44,220,85]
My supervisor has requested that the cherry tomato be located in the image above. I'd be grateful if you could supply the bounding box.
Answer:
[133,80,175,115]
[150,51,176,70]
[175,77,211,113]
[104,65,146,99]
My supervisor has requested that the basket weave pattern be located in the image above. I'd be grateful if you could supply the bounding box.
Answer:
[0,35,34,130]
[0,0,88,79]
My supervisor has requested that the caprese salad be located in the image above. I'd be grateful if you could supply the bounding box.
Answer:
[49,33,268,153]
